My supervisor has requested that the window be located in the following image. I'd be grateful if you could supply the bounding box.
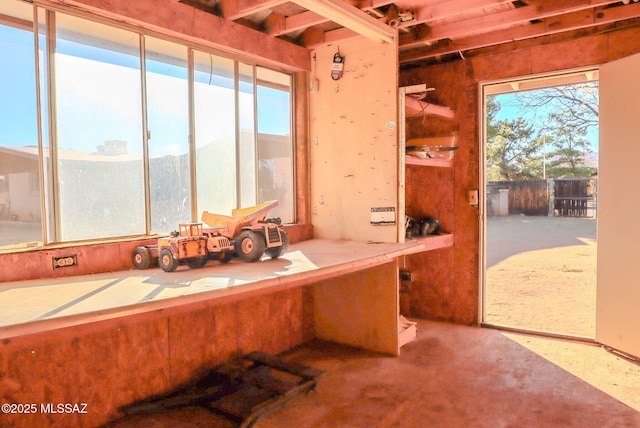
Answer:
[0,175,8,194]
[193,50,237,216]
[0,0,43,245]
[238,62,257,209]
[256,67,294,223]
[145,37,191,234]
[53,13,145,241]
[29,171,39,193]
[0,4,295,250]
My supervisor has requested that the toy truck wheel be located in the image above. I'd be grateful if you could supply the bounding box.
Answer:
[187,256,207,269]
[265,229,289,259]
[209,251,231,264]
[132,246,152,269]
[236,230,266,262]
[159,248,179,272]
[221,251,234,263]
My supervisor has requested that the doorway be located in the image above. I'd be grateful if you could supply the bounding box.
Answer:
[481,69,599,340]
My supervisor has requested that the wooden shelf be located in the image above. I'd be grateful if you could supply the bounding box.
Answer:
[405,135,456,167]
[405,233,453,251]
[398,315,417,348]
[405,156,453,167]
[405,96,455,119]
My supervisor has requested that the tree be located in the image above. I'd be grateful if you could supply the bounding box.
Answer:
[540,110,594,178]
[515,82,599,135]
[515,82,598,178]
[487,114,542,181]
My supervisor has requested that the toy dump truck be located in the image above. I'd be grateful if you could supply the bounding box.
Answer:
[132,200,287,272]
[201,200,288,263]
[132,223,234,272]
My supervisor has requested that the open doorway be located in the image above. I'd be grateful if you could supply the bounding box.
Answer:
[481,69,599,340]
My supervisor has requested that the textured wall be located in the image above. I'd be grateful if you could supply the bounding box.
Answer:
[0,287,310,427]
[309,37,399,242]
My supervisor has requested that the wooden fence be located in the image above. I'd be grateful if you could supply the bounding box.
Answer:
[554,178,592,217]
[487,178,597,217]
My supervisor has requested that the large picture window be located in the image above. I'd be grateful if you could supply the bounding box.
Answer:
[0,4,295,250]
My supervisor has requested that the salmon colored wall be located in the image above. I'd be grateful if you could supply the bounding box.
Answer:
[0,286,312,427]
[399,26,640,325]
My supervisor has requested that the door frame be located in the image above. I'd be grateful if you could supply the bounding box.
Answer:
[478,67,600,341]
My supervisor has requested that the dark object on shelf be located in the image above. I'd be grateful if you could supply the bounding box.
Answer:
[419,216,440,236]
[117,351,324,428]
[405,216,418,238]
[406,215,440,238]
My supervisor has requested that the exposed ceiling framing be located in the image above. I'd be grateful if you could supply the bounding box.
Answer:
[179,0,640,68]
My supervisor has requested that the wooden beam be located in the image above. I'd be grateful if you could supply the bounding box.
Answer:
[293,0,396,43]
[263,11,286,35]
[399,2,640,63]
[270,0,395,40]
[299,25,327,48]
[400,0,620,48]
[63,0,312,71]
[412,0,515,24]
[301,26,362,49]
[269,10,328,36]
[269,0,394,36]
[219,0,288,21]
[355,0,394,11]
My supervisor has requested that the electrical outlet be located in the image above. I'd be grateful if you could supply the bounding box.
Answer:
[400,269,413,282]
[52,255,77,269]
[468,189,479,206]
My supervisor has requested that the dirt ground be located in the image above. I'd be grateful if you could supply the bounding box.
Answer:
[485,215,597,338]
[484,216,640,412]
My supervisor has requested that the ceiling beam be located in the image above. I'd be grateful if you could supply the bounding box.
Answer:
[269,0,398,36]
[399,2,640,63]
[268,0,395,36]
[400,0,620,48]
[302,26,364,48]
[219,0,289,21]
[293,0,397,44]
[410,0,516,25]
[268,10,328,36]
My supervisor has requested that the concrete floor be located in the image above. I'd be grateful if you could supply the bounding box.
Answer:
[108,320,640,427]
